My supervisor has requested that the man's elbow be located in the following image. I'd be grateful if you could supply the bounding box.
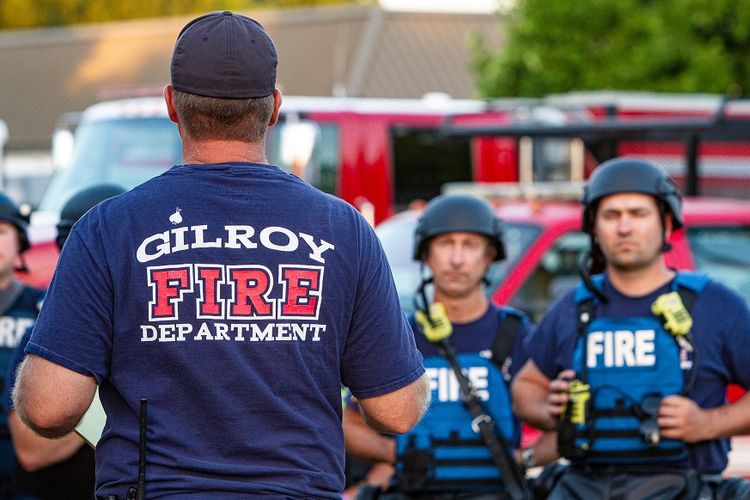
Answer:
[368,374,431,435]
[397,375,431,433]
[16,407,77,439]
[510,381,536,424]
[12,355,93,439]
[15,388,77,439]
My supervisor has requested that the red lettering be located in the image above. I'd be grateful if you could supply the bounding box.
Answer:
[196,265,224,318]
[279,266,322,318]
[228,266,274,318]
[149,266,193,320]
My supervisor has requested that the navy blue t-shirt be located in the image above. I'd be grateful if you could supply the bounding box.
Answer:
[524,274,750,474]
[27,163,424,498]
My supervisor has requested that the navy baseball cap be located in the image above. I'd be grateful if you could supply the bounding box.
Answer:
[171,11,277,99]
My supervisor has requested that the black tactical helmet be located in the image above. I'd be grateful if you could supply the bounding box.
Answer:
[413,194,505,261]
[582,157,683,234]
[56,184,126,251]
[0,192,30,253]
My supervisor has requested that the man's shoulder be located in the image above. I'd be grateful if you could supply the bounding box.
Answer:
[497,304,529,322]
[694,278,749,311]
[535,287,579,334]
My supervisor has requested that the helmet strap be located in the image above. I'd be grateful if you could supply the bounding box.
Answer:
[579,250,608,304]
[14,253,28,274]
[413,265,434,320]
[657,200,672,253]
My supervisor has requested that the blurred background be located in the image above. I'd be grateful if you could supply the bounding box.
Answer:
[3,0,750,208]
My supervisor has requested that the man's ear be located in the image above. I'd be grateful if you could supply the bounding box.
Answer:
[163,85,179,124]
[269,88,282,127]
[664,211,674,239]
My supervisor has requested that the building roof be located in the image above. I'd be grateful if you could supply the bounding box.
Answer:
[0,4,504,151]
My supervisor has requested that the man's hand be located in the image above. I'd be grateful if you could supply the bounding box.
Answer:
[658,395,711,443]
[547,369,576,420]
[511,361,575,431]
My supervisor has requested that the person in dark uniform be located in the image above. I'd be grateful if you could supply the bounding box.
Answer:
[345,194,557,499]
[512,157,750,499]
[2,185,125,499]
[12,11,429,499]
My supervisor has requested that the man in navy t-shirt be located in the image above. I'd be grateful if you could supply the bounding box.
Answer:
[512,157,750,498]
[12,11,429,499]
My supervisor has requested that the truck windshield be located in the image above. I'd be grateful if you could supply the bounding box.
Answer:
[687,226,750,304]
[38,117,181,213]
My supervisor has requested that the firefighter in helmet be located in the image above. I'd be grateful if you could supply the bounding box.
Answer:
[512,157,750,499]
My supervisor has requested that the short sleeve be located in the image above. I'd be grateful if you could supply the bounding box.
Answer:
[26,217,114,383]
[714,285,750,389]
[340,218,424,399]
[508,319,532,380]
[523,291,577,380]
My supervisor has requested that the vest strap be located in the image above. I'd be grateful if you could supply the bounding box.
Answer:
[492,310,523,371]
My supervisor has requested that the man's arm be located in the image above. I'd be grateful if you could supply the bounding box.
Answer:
[357,372,430,435]
[343,404,396,463]
[515,430,559,468]
[13,354,96,439]
[659,391,750,443]
[511,360,574,432]
[7,411,85,472]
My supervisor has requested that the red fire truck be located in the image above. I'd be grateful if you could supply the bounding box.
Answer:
[274,91,750,225]
[22,91,750,287]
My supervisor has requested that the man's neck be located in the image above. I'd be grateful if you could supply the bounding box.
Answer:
[181,139,268,165]
[606,260,675,297]
[435,289,490,324]
[0,273,15,291]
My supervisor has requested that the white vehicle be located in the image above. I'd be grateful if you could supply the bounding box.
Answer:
[30,97,180,244]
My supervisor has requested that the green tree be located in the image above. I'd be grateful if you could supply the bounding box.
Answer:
[0,0,356,30]
[471,0,750,98]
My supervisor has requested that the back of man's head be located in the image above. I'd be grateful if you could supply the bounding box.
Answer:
[170,11,278,142]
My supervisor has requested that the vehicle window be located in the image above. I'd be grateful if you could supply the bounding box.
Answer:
[687,226,750,304]
[510,231,589,323]
[313,124,340,195]
[38,117,181,213]
[267,122,340,195]
[376,214,541,314]
[531,138,577,182]
[391,128,473,213]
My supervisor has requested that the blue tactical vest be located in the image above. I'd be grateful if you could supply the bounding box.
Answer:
[0,284,44,483]
[560,272,709,466]
[395,310,521,493]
